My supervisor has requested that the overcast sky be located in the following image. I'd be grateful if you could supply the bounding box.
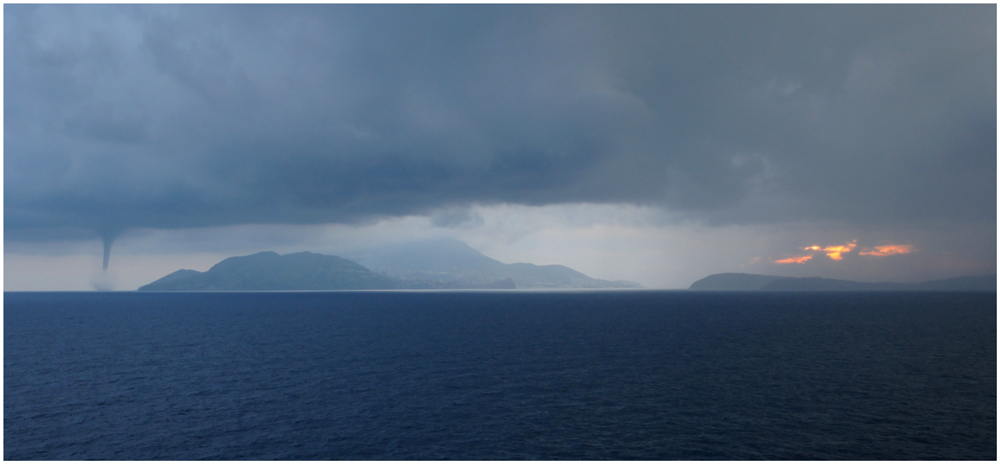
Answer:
[5,4,996,290]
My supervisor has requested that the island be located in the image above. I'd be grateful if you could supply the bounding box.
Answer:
[139,241,642,291]
[689,272,997,291]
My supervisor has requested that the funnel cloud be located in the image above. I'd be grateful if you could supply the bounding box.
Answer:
[101,235,115,271]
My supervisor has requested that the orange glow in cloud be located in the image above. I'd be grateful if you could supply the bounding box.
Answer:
[822,242,856,260]
[775,255,813,264]
[801,241,856,260]
[859,244,913,257]
[778,240,909,264]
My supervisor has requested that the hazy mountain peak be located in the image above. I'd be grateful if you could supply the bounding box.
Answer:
[346,238,640,289]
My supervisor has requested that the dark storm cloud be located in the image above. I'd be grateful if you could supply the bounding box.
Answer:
[5,4,995,241]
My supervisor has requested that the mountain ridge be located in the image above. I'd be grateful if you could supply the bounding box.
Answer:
[139,251,406,291]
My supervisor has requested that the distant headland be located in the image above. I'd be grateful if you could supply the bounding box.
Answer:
[689,272,996,291]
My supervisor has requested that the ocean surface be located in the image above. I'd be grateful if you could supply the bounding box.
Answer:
[5,291,996,460]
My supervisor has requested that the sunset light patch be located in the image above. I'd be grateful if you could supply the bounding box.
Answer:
[860,245,913,257]
[801,241,856,260]
[775,255,812,264]
[822,242,856,260]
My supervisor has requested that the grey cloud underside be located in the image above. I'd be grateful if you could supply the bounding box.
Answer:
[5,4,996,241]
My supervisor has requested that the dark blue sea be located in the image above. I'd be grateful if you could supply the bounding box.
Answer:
[5,291,996,460]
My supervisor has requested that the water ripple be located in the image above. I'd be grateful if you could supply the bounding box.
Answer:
[5,291,996,460]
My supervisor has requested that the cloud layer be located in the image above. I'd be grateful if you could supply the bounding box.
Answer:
[5,5,996,244]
